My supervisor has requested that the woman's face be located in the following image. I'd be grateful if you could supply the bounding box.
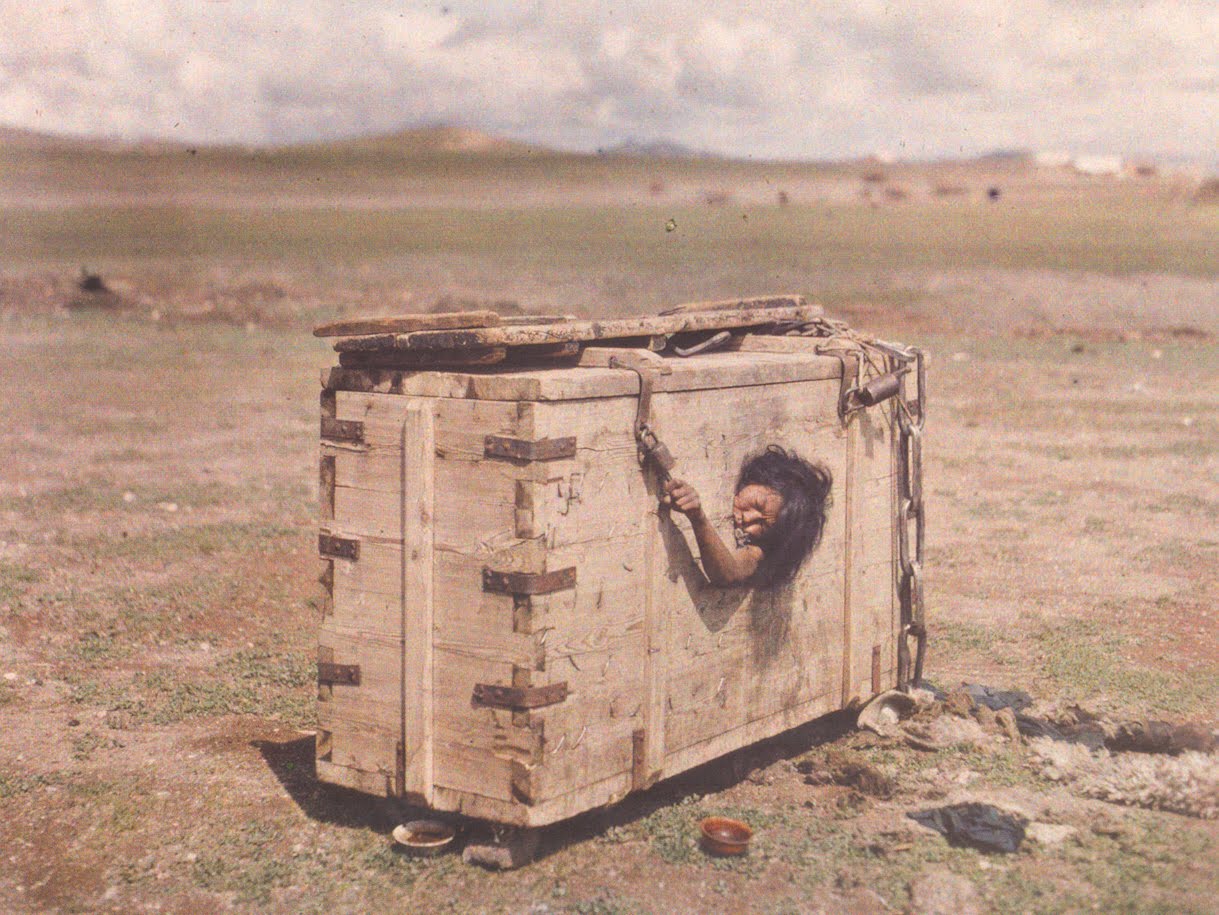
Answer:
[733,483,783,541]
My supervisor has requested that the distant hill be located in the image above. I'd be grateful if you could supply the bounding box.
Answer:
[0,123,549,158]
[600,138,708,159]
[0,124,210,155]
[286,125,549,158]
[0,125,115,150]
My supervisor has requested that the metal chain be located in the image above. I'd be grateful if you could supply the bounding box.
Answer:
[788,323,928,690]
[890,345,927,689]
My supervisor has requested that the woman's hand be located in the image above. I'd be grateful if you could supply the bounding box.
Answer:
[662,478,703,518]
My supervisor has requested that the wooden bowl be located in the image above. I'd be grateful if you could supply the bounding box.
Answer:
[699,816,753,856]
[392,820,456,857]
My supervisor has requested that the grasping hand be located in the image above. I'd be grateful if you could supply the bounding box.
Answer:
[662,478,703,518]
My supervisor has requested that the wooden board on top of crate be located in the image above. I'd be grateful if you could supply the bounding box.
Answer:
[327,296,820,352]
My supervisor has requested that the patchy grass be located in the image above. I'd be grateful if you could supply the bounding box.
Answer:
[0,771,60,798]
[72,520,299,564]
[71,731,120,761]
[0,163,1216,912]
[191,823,297,906]
[0,561,40,606]
[1033,619,1219,715]
[0,479,265,517]
[135,652,314,727]
[62,648,315,728]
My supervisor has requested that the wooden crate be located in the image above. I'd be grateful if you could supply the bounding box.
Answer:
[315,325,920,827]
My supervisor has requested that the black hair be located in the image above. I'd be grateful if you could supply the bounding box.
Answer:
[736,445,833,587]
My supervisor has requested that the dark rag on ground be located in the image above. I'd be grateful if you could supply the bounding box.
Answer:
[908,802,1027,853]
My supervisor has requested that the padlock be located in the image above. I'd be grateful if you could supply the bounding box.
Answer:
[647,438,676,473]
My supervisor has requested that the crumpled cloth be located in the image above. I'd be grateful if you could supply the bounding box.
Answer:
[908,802,1027,853]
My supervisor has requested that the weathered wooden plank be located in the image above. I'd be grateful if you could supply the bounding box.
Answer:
[527,537,648,665]
[325,538,401,601]
[316,758,394,797]
[841,416,857,704]
[339,347,508,369]
[664,649,747,754]
[429,769,634,827]
[727,333,834,354]
[317,624,401,776]
[635,378,849,757]
[849,400,899,699]
[658,294,807,315]
[314,309,503,338]
[322,348,842,403]
[432,648,526,802]
[664,690,840,778]
[333,303,823,352]
[402,400,435,802]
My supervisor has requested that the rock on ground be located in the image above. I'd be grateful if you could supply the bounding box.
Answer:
[909,868,981,915]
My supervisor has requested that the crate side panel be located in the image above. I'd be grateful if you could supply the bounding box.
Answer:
[529,399,648,548]
[317,624,400,778]
[642,378,851,759]
[319,392,416,793]
[432,647,530,803]
[427,398,544,802]
[521,629,647,804]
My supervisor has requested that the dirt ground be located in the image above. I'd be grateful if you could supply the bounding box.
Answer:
[0,136,1216,913]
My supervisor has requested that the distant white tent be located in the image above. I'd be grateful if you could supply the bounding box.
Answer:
[1073,155,1124,176]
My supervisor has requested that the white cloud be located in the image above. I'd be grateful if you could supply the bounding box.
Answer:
[0,0,1214,164]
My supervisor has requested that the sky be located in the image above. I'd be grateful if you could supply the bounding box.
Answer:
[1,1,1216,164]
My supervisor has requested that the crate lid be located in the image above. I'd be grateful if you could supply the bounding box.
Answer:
[324,296,820,356]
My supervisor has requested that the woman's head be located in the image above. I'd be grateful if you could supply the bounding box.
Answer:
[734,445,833,586]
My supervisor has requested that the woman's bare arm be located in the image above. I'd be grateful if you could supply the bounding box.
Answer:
[663,479,762,586]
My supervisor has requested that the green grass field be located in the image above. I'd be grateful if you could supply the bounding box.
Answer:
[5,201,1217,277]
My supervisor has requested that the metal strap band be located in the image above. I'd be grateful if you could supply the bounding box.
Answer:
[484,435,577,461]
[318,662,361,686]
[472,681,568,710]
[482,566,577,595]
[319,533,359,561]
[320,418,365,444]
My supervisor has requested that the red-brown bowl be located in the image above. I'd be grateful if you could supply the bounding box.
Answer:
[699,816,753,856]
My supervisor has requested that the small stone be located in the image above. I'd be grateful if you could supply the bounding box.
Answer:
[994,708,1021,742]
[122,491,136,503]
[1090,813,1129,837]
[462,829,540,870]
[973,705,998,733]
[904,716,988,752]
[909,868,981,915]
[68,717,81,727]
[943,690,976,718]
[1026,822,1077,846]
[105,710,132,730]
[2,672,18,682]
[746,767,773,785]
